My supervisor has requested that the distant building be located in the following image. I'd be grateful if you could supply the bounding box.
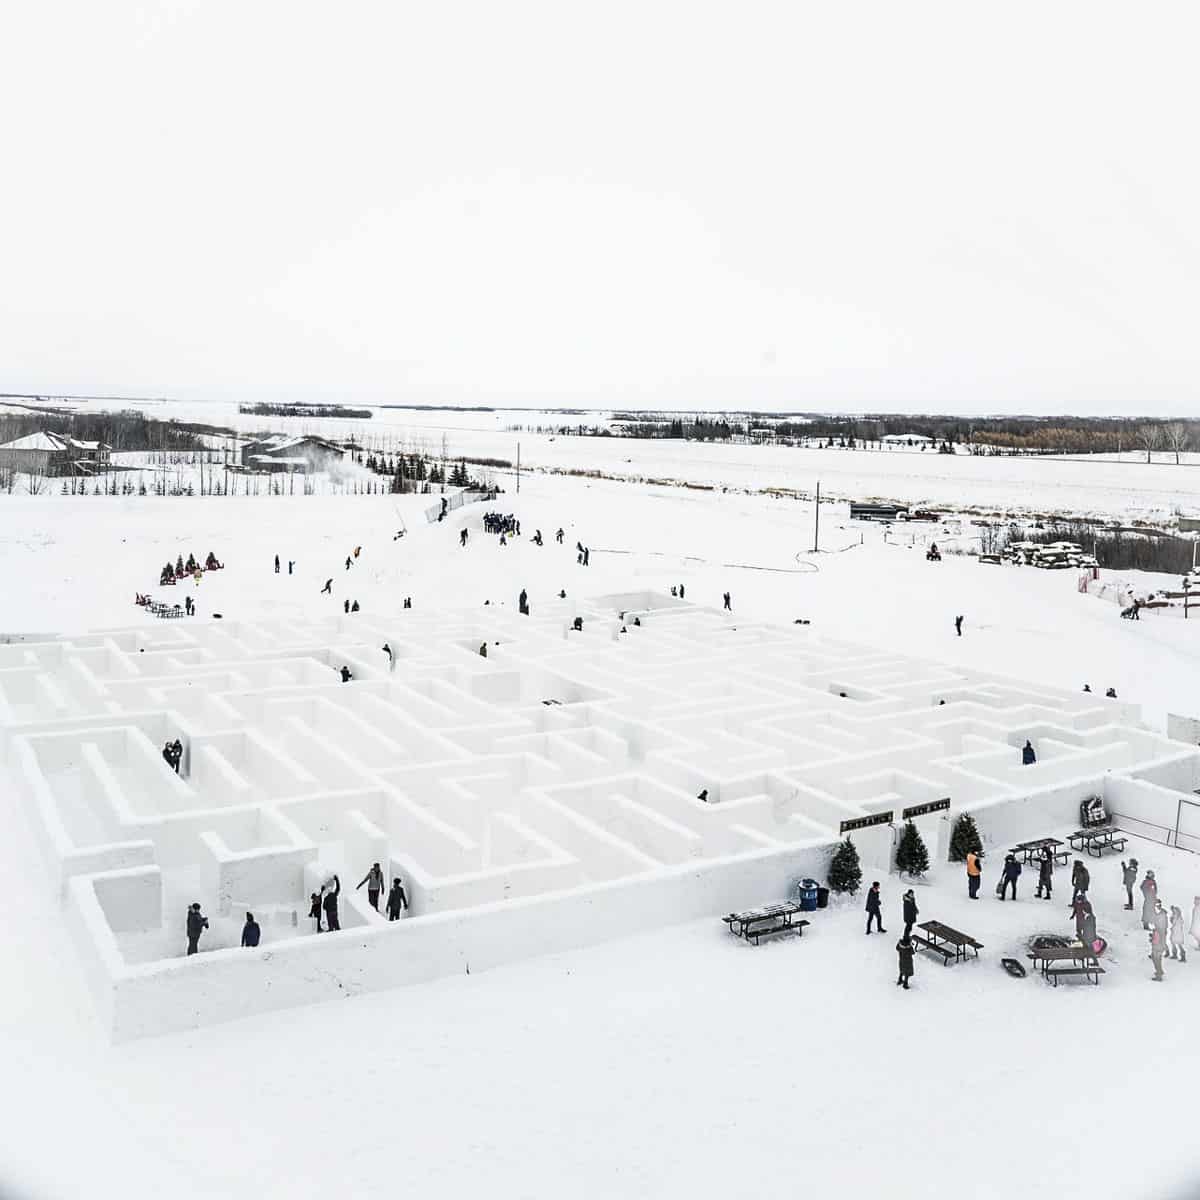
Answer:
[1179,516,1200,533]
[881,433,934,447]
[239,435,345,473]
[0,431,111,476]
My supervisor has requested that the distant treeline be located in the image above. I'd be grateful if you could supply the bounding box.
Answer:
[238,403,373,419]
[514,412,1199,458]
[358,449,490,492]
[0,409,208,452]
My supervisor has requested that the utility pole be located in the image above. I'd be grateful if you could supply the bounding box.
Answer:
[516,442,521,494]
[813,480,821,552]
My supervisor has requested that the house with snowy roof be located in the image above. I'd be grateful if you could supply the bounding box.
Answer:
[239,434,345,473]
[0,431,111,475]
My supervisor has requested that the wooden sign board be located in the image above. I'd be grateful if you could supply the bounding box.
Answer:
[839,811,894,834]
[901,797,951,820]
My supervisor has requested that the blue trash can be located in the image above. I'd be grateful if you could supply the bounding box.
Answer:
[796,878,819,912]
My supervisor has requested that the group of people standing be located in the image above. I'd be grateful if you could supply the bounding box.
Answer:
[1128,861,1198,981]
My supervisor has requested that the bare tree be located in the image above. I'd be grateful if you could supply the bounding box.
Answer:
[1164,422,1191,465]
[1137,423,1162,464]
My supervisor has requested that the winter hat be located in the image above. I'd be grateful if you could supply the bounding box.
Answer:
[1147,870,1155,878]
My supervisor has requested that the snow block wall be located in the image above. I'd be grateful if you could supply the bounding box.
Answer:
[3,596,1192,1039]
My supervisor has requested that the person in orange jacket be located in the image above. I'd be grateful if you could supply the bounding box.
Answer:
[966,850,983,899]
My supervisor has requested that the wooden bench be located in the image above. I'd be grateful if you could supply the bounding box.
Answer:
[1045,964,1105,986]
[723,903,811,946]
[911,935,956,964]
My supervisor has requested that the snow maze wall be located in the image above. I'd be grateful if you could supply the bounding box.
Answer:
[2,592,1197,1039]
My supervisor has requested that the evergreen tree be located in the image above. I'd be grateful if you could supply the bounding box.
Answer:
[948,813,982,863]
[828,838,862,895]
[895,821,930,877]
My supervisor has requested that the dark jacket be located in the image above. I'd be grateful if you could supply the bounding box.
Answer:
[1022,744,1036,765]
[1079,912,1097,947]
[186,910,208,941]
[242,920,261,948]
[386,883,408,917]
[865,888,882,913]
[896,940,915,974]
[1002,858,1022,882]
[1072,864,1090,892]
[1122,864,1138,888]
[1038,853,1053,882]
[902,895,918,924]
[322,877,341,915]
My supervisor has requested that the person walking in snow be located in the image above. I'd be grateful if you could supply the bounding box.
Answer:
[460,528,469,547]
[163,740,178,772]
[954,615,963,636]
[582,547,590,566]
[1141,870,1159,930]
[865,881,886,934]
[386,877,408,921]
[1169,905,1187,962]
[1121,859,1138,910]
[339,665,353,683]
[966,849,983,899]
[321,579,332,594]
[357,863,385,912]
[1070,859,1090,907]
[723,591,732,611]
[1150,924,1166,980]
[1153,898,1169,954]
[1021,740,1036,765]
[902,888,918,940]
[382,643,396,672]
[351,600,359,613]
[274,554,280,573]
[241,912,261,948]
[479,642,488,657]
[519,588,528,615]
[344,598,350,614]
[345,556,352,570]
[896,936,915,989]
[1036,846,1054,899]
[556,528,564,544]
[185,902,208,956]
[999,853,1022,901]
[309,891,324,933]
[322,875,341,932]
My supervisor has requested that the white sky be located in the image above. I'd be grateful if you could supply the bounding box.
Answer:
[3,1,1199,416]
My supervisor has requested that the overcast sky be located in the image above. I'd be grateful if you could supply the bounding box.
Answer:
[3,2,1199,415]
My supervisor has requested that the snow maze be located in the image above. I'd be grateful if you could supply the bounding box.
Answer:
[3,590,1198,1039]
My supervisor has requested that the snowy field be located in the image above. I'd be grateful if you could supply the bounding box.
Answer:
[39,393,1200,520]
[3,454,1200,1199]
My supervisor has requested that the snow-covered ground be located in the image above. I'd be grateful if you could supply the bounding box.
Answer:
[33,392,1200,519]
[3,448,1200,1199]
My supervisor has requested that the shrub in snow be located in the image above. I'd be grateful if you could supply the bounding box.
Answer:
[828,838,862,895]
[948,813,982,863]
[895,821,930,877]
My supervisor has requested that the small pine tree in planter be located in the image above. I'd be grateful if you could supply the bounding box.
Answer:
[948,813,983,863]
[895,821,930,877]
[828,838,862,896]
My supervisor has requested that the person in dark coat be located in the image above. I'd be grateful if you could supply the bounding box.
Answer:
[357,863,385,911]
[1035,846,1053,899]
[386,878,408,921]
[1070,860,1090,907]
[697,789,709,802]
[339,665,353,683]
[275,554,280,573]
[308,892,323,932]
[344,598,350,614]
[902,889,918,940]
[519,588,528,615]
[865,881,885,934]
[723,592,732,611]
[322,875,341,932]
[1141,871,1158,930]
[1079,906,1098,951]
[479,642,488,657]
[321,579,332,594]
[954,615,963,636]
[1000,853,1021,900]
[241,912,261,948]
[1072,895,1093,941]
[163,741,178,772]
[896,937,915,989]
[351,600,360,613]
[186,902,208,955]
[1021,740,1036,765]
[1121,859,1138,910]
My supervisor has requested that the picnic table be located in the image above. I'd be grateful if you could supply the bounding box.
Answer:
[722,902,811,946]
[1010,837,1068,867]
[912,920,983,966]
[1026,944,1105,986]
[1067,826,1127,857]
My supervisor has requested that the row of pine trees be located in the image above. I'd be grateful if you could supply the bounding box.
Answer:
[826,813,984,895]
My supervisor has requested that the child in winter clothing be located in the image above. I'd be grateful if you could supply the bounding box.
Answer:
[1169,905,1187,962]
